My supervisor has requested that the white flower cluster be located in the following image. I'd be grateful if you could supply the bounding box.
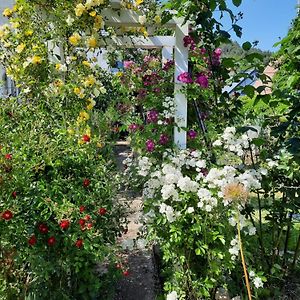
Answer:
[161,96,176,119]
[159,203,176,222]
[229,235,240,261]
[249,271,264,288]
[166,291,178,300]
[134,156,153,177]
[197,188,218,212]
[213,126,260,157]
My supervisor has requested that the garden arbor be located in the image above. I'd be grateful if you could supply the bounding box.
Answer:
[102,1,189,149]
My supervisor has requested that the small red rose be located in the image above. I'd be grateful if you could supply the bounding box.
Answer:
[28,235,37,246]
[82,134,90,143]
[60,220,70,230]
[79,205,86,213]
[11,191,17,198]
[116,263,122,269]
[83,178,90,188]
[123,270,129,277]
[98,208,107,216]
[78,218,85,226]
[38,223,49,234]
[85,214,91,221]
[87,223,93,229]
[47,236,56,246]
[1,210,13,220]
[5,153,12,160]
[75,239,84,248]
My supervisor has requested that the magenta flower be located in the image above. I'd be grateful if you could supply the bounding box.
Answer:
[146,139,155,152]
[123,60,134,69]
[177,72,193,84]
[195,74,209,88]
[128,123,139,132]
[183,35,196,50]
[162,59,174,71]
[214,48,222,57]
[159,134,169,145]
[200,48,206,55]
[187,129,197,140]
[146,110,159,124]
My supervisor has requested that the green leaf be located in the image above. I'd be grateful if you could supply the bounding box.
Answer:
[242,41,252,51]
[243,85,255,98]
[232,0,242,7]
[232,24,242,37]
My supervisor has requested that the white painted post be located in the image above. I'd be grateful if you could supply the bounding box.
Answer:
[162,46,173,65]
[174,20,189,149]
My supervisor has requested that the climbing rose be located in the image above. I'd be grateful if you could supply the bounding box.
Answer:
[78,218,85,226]
[47,236,56,246]
[87,223,93,229]
[38,223,49,234]
[5,153,12,160]
[146,110,159,124]
[2,210,13,220]
[98,208,107,215]
[75,239,84,248]
[214,48,222,57]
[128,123,139,132]
[187,129,198,140]
[146,139,155,152]
[177,72,193,84]
[28,235,37,246]
[123,60,134,69]
[123,270,130,276]
[79,205,85,213]
[83,178,90,188]
[60,220,70,230]
[195,74,209,88]
[82,134,90,142]
[159,134,169,145]
[11,191,17,198]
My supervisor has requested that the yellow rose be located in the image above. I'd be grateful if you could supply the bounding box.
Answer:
[79,111,90,121]
[69,33,81,46]
[135,0,144,6]
[82,60,91,67]
[31,55,42,64]
[89,11,96,17]
[25,29,33,36]
[86,36,97,48]
[154,15,161,24]
[83,75,96,87]
[75,3,85,17]
[86,98,96,110]
[16,43,25,53]
[3,8,13,18]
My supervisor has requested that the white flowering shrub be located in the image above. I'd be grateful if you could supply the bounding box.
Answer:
[126,123,300,299]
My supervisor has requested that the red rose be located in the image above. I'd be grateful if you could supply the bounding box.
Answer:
[11,191,17,198]
[5,153,12,160]
[87,223,93,229]
[47,236,56,246]
[2,210,13,220]
[82,134,90,142]
[60,220,70,230]
[78,218,85,226]
[28,235,37,246]
[98,208,107,216]
[75,239,83,248]
[79,205,85,213]
[85,214,91,221]
[123,270,129,277]
[38,223,49,234]
[83,178,90,188]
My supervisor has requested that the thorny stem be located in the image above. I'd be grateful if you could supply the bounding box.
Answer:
[237,211,252,300]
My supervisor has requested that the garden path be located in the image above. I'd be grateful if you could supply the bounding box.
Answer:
[113,141,160,300]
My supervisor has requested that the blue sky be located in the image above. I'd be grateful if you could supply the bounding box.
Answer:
[217,0,299,51]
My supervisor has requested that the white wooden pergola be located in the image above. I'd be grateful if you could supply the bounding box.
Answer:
[102,1,189,149]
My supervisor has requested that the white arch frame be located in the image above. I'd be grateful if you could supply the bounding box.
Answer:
[103,2,189,149]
